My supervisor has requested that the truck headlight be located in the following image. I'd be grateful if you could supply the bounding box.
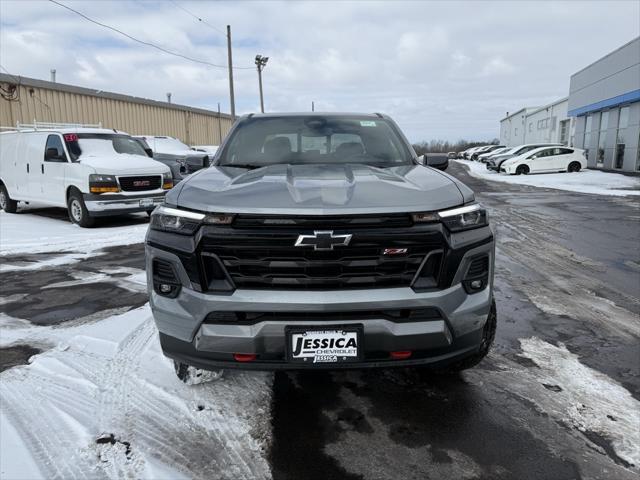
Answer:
[89,174,119,193]
[162,172,173,189]
[150,205,234,235]
[412,204,488,232]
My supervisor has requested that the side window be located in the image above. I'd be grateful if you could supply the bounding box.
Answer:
[531,148,551,159]
[44,135,67,162]
[555,148,573,155]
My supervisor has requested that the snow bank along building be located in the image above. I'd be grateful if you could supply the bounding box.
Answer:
[0,73,233,146]
[500,36,639,173]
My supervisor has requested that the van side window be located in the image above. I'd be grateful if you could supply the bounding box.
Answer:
[44,135,67,162]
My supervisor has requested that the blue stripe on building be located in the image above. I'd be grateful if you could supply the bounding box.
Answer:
[568,89,640,117]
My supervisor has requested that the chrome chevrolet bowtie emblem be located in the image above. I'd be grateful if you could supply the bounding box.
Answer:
[295,231,352,251]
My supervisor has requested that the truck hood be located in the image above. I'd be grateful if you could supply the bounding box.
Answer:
[79,154,170,175]
[173,163,465,215]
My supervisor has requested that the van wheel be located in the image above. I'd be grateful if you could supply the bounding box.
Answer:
[515,165,529,175]
[434,299,497,374]
[173,360,223,385]
[67,191,95,227]
[0,184,18,213]
[567,162,581,173]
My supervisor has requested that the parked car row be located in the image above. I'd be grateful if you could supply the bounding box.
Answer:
[0,122,218,226]
[457,142,586,175]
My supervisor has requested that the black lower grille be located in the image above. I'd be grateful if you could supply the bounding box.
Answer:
[152,259,179,284]
[199,225,444,290]
[118,175,161,191]
[467,256,489,278]
[205,308,442,325]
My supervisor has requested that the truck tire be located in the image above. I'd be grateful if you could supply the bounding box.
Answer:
[67,190,95,228]
[0,184,18,213]
[436,299,497,373]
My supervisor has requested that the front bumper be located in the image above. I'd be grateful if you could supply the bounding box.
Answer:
[146,234,494,370]
[84,191,167,216]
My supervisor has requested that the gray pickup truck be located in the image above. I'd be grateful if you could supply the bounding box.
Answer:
[145,113,496,383]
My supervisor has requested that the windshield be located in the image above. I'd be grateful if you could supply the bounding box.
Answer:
[67,134,148,160]
[152,137,191,153]
[218,115,413,168]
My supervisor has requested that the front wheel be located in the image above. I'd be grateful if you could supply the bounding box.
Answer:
[0,184,18,213]
[567,161,581,173]
[435,299,497,373]
[515,165,529,175]
[67,191,95,227]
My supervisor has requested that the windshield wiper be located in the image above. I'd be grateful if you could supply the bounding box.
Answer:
[220,164,264,170]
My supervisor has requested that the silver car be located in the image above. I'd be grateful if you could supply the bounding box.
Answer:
[146,113,496,382]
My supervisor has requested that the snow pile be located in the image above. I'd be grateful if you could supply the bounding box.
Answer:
[454,159,640,196]
[0,306,273,479]
[519,337,640,468]
[0,209,148,256]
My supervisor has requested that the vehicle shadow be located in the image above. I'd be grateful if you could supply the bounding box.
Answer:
[16,206,150,228]
[269,366,581,480]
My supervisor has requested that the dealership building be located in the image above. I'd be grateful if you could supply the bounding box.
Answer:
[501,36,639,172]
[569,37,640,172]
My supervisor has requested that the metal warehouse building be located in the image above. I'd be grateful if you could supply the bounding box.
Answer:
[0,73,234,146]
[569,37,640,172]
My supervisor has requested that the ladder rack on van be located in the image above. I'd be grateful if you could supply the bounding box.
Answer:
[13,120,103,131]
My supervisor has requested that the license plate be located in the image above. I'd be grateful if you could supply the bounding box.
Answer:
[139,198,153,208]
[286,325,362,364]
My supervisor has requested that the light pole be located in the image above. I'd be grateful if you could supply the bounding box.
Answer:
[255,54,269,113]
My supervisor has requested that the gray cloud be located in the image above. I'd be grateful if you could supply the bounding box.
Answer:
[1,0,638,141]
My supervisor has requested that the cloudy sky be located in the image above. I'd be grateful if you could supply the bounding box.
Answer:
[1,0,639,141]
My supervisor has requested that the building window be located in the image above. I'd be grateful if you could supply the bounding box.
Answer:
[583,115,593,162]
[596,111,609,167]
[529,122,533,132]
[514,127,518,136]
[615,106,630,169]
[560,120,570,145]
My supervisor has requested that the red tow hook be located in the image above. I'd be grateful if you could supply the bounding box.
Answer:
[390,351,412,360]
[233,353,257,362]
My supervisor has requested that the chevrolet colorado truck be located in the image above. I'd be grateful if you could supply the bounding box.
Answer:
[145,113,496,383]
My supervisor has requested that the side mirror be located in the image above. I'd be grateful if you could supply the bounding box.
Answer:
[144,148,154,158]
[417,155,426,165]
[425,153,449,171]
[45,148,66,162]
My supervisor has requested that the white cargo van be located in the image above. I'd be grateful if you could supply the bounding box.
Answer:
[0,123,173,227]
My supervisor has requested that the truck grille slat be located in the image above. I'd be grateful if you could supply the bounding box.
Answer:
[199,222,444,290]
[118,175,162,192]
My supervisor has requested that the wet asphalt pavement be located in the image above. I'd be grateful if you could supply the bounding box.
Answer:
[1,162,638,479]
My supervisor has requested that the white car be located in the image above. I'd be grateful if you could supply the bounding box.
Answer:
[500,146,586,175]
[0,125,172,227]
[477,146,508,163]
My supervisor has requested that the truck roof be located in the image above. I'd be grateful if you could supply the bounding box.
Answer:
[0,127,127,135]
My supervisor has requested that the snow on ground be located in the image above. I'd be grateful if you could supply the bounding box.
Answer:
[0,306,273,480]
[517,337,640,468]
[453,159,640,196]
[0,209,148,256]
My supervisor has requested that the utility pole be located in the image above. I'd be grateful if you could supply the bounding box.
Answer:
[227,25,236,120]
[217,102,222,144]
[311,101,315,112]
[255,54,269,113]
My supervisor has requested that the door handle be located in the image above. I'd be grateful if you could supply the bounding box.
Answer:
[27,163,29,173]
[41,164,45,174]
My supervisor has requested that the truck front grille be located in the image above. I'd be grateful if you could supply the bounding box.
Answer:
[199,224,444,290]
[118,175,161,191]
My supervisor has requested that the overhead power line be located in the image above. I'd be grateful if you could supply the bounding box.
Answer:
[169,0,227,37]
[48,0,252,70]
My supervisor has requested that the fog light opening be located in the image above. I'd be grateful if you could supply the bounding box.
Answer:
[390,351,412,360]
[159,283,173,294]
[233,353,257,362]
[470,280,483,290]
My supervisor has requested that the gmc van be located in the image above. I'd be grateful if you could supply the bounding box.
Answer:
[0,124,172,227]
